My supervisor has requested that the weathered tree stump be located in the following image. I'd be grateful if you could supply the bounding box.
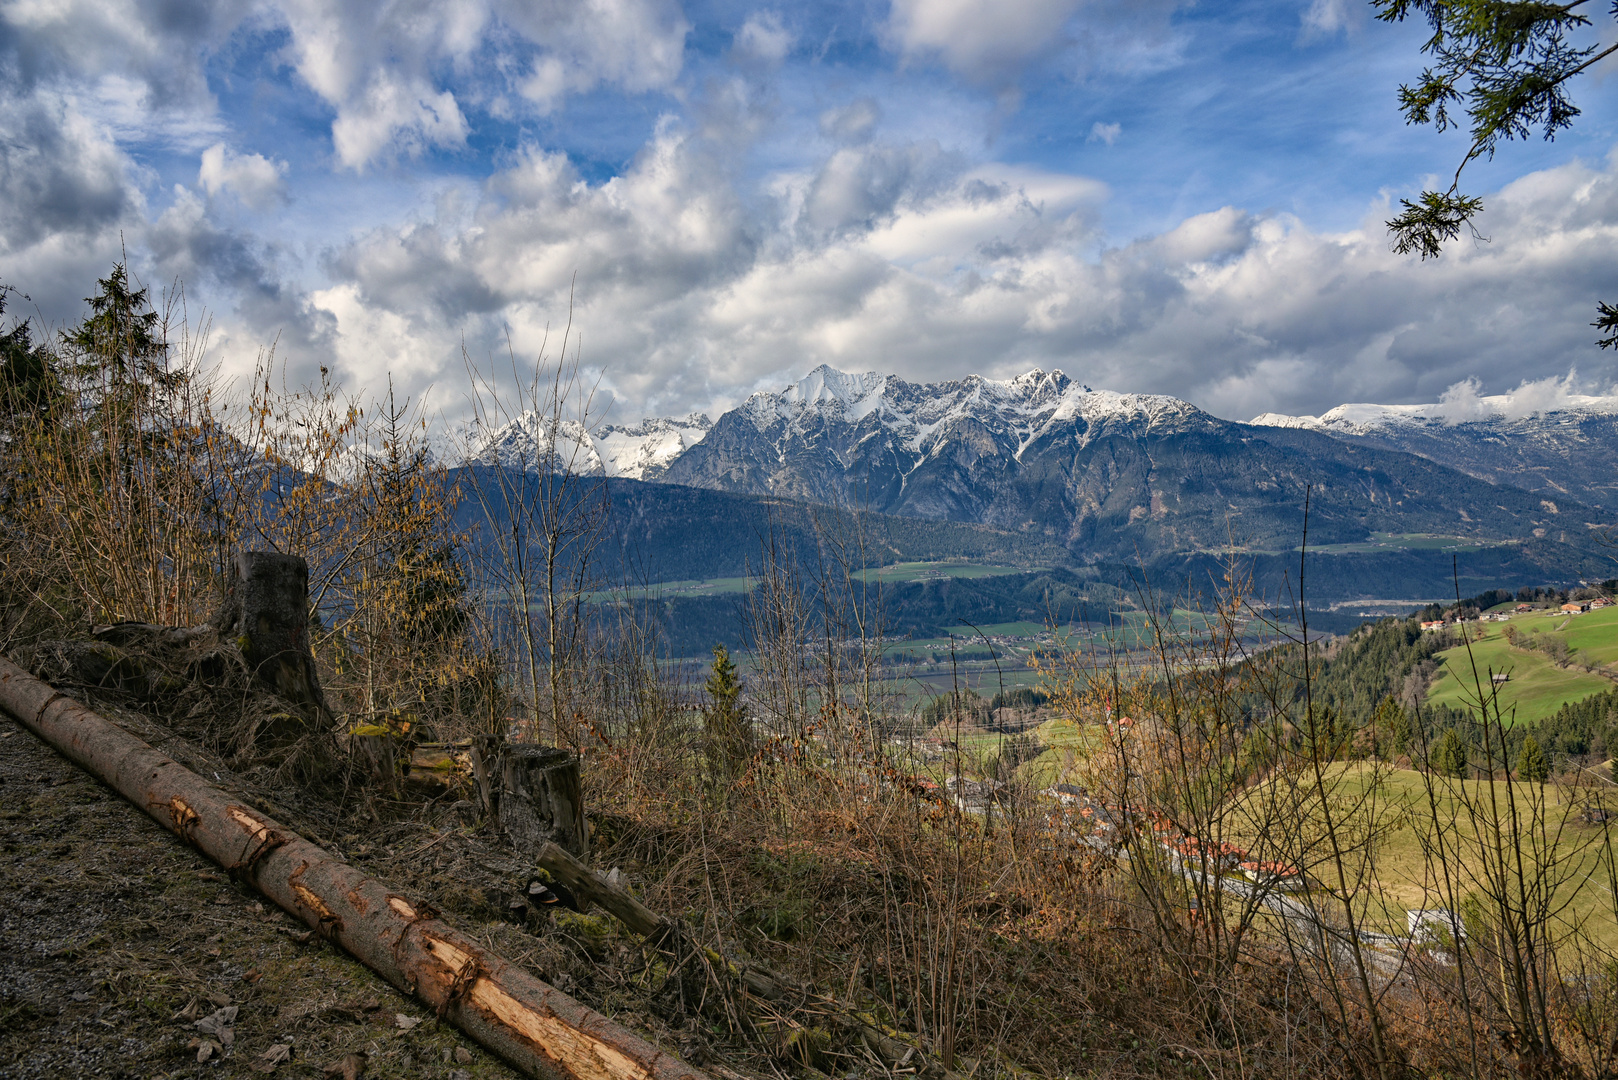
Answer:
[352,731,401,796]
[210,550,330,723]
[497,745,588,858]
[470,733,501,818]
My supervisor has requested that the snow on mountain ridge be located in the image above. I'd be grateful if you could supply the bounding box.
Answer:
[472,412,606,475]
[465,365,1212,480]
[1252,390,1618,434]
[595,414,712,479]
[738,364,1201,447]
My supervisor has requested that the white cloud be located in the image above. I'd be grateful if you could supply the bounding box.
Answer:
[0,86,134,255]
[1301,0,1363,39]
[198,144,288,209]
[2,0,690,170]
[734,11,792,63]
[1087,121,1120,145]
[885,0,1186,85]
[1433,371,1617,422]
[498,0,690,114]
[306,143,1618,426]
[820,99,881,144]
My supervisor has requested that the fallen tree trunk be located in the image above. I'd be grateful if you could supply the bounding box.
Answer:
[0,656,708,1080]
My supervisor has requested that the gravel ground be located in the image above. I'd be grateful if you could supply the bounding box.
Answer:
[0,709,524,1080]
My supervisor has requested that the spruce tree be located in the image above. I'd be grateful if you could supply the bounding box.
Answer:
[1374,0,1618,343]
[1434,729,1469,778]
[704,644,749,788]
[1374,696,1411,760]
[1517,734,1550,784]
[0,285,60,419]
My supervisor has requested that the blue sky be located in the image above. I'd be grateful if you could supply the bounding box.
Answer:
[2,0,1616,425]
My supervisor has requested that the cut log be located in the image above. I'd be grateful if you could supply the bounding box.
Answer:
[0,656,707,1080]
[407,741,471,788]
[210,550,330,722]
[499,745,588,858]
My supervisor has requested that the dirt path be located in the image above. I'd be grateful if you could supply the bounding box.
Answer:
[0,711,522,1080]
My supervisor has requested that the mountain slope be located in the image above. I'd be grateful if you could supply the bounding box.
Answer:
[656,366,1600,561]
[1253,394,1618,511]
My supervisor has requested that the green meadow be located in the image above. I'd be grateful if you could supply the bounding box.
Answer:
[1425,606,1618,723]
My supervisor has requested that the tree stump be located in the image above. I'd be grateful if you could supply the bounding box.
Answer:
[352,732,401,796]
[211,550,331,723]
[470,734,501,818]
[497,745,588,858]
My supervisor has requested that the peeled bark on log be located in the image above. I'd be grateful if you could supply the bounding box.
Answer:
[210,550,330,722]
[0,656,708,1080]
[499,745,588,859]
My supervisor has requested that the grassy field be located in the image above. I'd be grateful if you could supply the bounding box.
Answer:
[1425,608,1618,723]
[851,560,1040,583]
[593,559,1039,600]
[1216,532,1512,557]
[1318,765,1616,946]
[588,575,755,600]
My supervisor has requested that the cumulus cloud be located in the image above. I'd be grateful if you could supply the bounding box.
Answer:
[1432,371,1618,422]
[5,0,1618,434]
[300,141,1618,426]
[198,144,288,209]
[0,87,132,254]
[0,0,248,109]
[2,0,690,169]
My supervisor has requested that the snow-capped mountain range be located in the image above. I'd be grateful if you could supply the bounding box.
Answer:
[468,365,1211,480]
[458,365,1607,559]
[1252,392,1618,511]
